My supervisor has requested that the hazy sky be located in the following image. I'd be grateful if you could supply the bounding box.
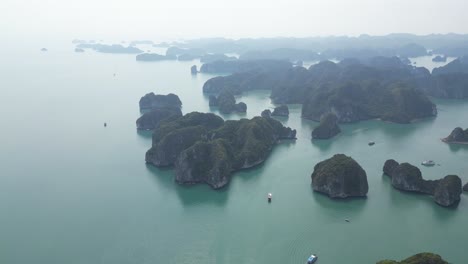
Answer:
[3,0,468,41]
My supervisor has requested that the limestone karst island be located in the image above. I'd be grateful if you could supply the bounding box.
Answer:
[3,0,468,263]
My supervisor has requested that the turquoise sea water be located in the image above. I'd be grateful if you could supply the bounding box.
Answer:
[0,40,466,264]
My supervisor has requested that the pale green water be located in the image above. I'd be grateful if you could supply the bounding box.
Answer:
[0,40,467,264]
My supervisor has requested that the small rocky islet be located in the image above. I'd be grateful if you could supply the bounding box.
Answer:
[383,159,462,207]
[442,127,468,144]
[311,154,368,198]
[311,112,341,139]
[377,252,448,264]
[208,89,247,114]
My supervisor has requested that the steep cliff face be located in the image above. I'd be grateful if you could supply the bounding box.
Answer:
[383,159,399,176]
[209,89,247,114]
[302,82,436,123]
[434,175,462,207]
[145,112,224,166]
[136,107,182,130]
[429,57,468,99]
[175,139,233,189]
[311,154,368,198]
[146,126,209,167]
[261,109,272,118]
[311,113,341,139]
[191,65,198,74]
[271,105,289,117]
[146,113,296,189]
[382,160,462,207]
[443,127,468,143]
[389,162,435,194]
[139,93,182,110]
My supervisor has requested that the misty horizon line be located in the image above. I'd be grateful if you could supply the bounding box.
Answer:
[69,32,468,43]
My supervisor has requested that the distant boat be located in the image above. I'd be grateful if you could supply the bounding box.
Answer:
[368,141,375,146]
[307,254,318,264]
[345,218,350,222]
[104,122,107,127]
[421,160,435,166]
[267,193,272,203]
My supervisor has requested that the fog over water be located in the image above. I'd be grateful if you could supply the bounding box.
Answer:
[2,0,468,40]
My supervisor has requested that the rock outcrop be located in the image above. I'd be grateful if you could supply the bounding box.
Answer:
[312,113,341,139]
[271,105,289,117]
[139,93,182,111]
[383,159,399,176]
[434,175,462,207]
[136,107,182,130]
[261,109,271,118]
[235,102,247,113]
[311,154,368,198]
[463,182,468,192]
[209,89,247,114]
[442,127,468,143]
[377,252,448,264]
[146,112,224,166]
[146,113,297,189]
[175,139,233,188]
[191,65,197,75]
[383,159,462,207]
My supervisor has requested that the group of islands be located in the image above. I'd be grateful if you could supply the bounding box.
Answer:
[123,36,468,208]
[71,36,468,207]
[69,36,468,262]
[136,92,468,208]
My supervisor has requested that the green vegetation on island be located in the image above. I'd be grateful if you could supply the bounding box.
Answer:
[311,154,368,198]
[376,252,448,264]
[146,113,296,189]
[202,57,438,124]
[139,93,182,110]
[442,127,468,144]
[208,89,247,114]
[383,160,462,207]
[311,113,341,139]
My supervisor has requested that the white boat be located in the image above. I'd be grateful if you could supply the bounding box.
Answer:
[307,254,318,264]
[421,160,435,166]
[267,193,272,202]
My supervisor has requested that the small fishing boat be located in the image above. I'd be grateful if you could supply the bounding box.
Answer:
[267,193,272,203]
[345,218,350,222]
[104,122,107,127]
[307,254,318,264]
[368,141,375,146]
[421,160,435,166]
